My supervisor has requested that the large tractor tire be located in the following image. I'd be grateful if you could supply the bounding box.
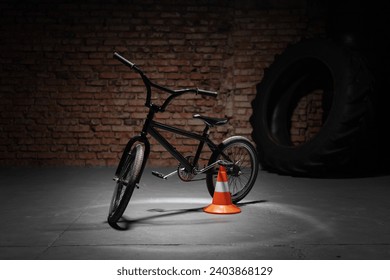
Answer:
[250,39,374,176]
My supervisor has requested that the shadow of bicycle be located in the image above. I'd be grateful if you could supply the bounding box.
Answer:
[109,200,267,231]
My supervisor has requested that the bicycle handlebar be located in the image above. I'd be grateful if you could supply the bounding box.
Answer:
[113,51,218,110]
[196,88,218,97]
[113,52,135,69]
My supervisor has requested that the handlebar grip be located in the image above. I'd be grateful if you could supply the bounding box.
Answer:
[113,52,135,69]
[197,88,218,97]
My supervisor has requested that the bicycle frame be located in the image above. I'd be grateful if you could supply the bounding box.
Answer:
[113,52,226,181]
[146,116,219,173]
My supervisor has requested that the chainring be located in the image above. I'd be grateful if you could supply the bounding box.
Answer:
[177,156,198,182]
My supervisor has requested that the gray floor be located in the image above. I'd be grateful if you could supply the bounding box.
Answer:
[0,166,389,260]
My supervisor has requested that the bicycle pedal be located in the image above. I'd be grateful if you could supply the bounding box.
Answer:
[152,171,167,180]
[136,184,140,189]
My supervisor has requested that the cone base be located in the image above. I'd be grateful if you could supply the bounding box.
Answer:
[203,203,241,214]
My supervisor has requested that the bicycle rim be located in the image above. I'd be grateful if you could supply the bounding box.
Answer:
[211,141,257,202]
[108,144,144,223]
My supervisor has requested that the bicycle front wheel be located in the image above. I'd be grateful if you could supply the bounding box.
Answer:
[108,143,144,227]
[206,136,259,203]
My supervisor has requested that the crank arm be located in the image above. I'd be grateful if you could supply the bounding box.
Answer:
[195,159,233,175]
[152,170,178,180]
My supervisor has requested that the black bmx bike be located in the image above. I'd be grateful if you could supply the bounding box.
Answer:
[108,52,259,228]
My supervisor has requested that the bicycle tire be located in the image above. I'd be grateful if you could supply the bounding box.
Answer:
[108,144,144,227]
[250,39,374,176]
[206,136,259,203]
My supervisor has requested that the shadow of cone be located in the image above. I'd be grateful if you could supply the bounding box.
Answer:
[203,165,241,214]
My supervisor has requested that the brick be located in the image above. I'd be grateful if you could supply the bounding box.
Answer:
[99,72,119,79]
[0,1,324,166]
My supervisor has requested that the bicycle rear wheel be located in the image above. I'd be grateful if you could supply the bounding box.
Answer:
[108,144,144,227]
[206,136,258,203]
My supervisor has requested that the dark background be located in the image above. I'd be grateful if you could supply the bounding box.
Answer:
[1,0,389,169]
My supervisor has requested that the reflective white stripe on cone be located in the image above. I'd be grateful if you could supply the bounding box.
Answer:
[203,165,241,214]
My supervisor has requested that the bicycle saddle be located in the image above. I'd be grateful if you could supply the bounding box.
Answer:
[193,114,228,127]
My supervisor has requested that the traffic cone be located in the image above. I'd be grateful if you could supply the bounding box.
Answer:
[203,165,241,214]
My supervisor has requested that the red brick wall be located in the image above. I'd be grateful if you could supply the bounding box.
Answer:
[0,0,325,166]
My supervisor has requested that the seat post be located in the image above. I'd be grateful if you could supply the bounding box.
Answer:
[192,125,210,169]
[202,124,210,137]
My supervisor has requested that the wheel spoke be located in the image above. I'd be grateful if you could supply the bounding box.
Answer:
[208,140,258,203]
[108,144,145,225]
[214,145,251,195]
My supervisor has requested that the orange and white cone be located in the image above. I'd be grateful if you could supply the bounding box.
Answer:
[203,165,241,214]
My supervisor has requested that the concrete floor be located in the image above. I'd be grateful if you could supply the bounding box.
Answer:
[0,166,389,260]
